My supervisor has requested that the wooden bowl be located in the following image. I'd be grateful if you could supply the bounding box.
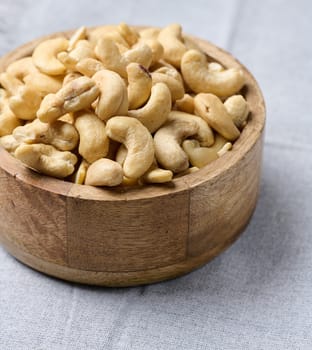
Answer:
[0,27,265,287]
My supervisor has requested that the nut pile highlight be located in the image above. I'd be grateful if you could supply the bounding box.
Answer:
[0,23,249,187]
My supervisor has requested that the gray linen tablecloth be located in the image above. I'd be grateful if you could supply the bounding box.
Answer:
[1,1,312,349]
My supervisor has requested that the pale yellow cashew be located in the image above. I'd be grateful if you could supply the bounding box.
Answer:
[76,58,104,77]
[139,28,160,40]
[23,72,63,96]
[88,25,119,45]
[15,143,77,178]
[72,159,89,185]
[142,159,173,184]
[32,37,69,75]
[169,111,214,146]
[74,111,109,163]
[128,82,171,133]
[6,57,38,81]
[92,69,128,121]
[0,72,23,96]
[62,72,82,86]
[182,139,218,168]
[0,93,22,136]
[194,93,240,141]
[0,134,20,154]
[117,22,139,46]
[174,166,199,178]
[138,38,164,65]
[217,142,232,157]
[208,62,224,72]
[153,115,199,173]
[158,24,187,68]
[127,63,152,109]
[68,26,87,51]
[181,50,245,97]
[85,158,123,187]
[13,118,79,151]
[151,66,184,101]
[37,76,100,123]
[224,95,250,129]
[123,43,153,69]
[106,116,154,179]
[175,94,195,114]
[9,85,42,120]
[115,144,127,166]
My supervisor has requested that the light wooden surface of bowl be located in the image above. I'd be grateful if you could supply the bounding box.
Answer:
[0,27,265,287]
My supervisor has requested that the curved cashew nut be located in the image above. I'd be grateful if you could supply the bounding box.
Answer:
[13,118,79,151]
[181,50,245,97]
[9,85,42,120]
[139,28,160,40]
[76,58,104,77]
[72,159,89,185]
[0,72,23,96]
[0,95,22,136]
[138,38,164,65]
[128,82,171,133]
[169,111,214,146]
[68,26,87,51]
[0,134,20,154]
[158,24,186,68]
[74,111,109,163]
[106,116,154,179]
[224,95,249,129]
[117,23,139,47]
[182,139,218,168]
[142,159,173,184]
[123,43,153,69]
[24,73,63,96]
[127,63,152,109]
[32,37,69,75]
[37,76,100,123]
[88,25,119,45]
[175,94,195,114]
[62,72,83,86]
[6,57,38,81]
[85,158,123,187]
[115,143,127,166]
[194,93,240,141]
[14,143,77,178]
[151,67,184,101]
[92,69,128,121]
[154,115,199,173]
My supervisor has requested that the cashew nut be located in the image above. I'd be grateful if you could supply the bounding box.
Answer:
[88,25,119,45]
[6,57,38,81]
[85,158,123,187]
[142,159,173,184]
[175,94,195,114]
[15,143,77,178]
[194,93,240,141]
[181,50,245,97]
[154,115,199,173]
[68,26,87,51]
[72,159,89,184]
[62,72,83,86]
[0,72,23,96]
[92,69,128,121]
[0,134,20,154]
[169,111,214,146]
[139,28,160,40]
[127,63,152,109]
[182,139,218,168]
[117,22,139,47]
[151,66,184,101]
[9,85,42,120]
[106,116,154,179]
[224,95,249,129]
[13,118,79,151]
[0,95,22,136]
[158,24,186,68]
[217,142,232,157]
[37,76,100,123]
[115,143,127,166]
[23,72,63,97]
[32,37,69,75]
[76,58,104,77]
[74,111,109,163]
[174,166,199,178]
[128,82,171,133]
[138,38,164,65]
[123,43,153,69]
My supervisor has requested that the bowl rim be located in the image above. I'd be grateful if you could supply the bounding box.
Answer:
[0,26,265,201]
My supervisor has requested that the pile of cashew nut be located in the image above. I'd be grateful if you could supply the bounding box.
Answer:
[0,23,250,187]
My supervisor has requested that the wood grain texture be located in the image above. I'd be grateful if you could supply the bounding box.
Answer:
[0,27,265,286]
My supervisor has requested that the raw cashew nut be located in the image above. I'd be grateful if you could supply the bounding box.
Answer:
[217,142,232,157]
[6,57,38,81]
[138,38,164,65]
[0,95,22,136]
[181,50,245,97]
[15,143,77,178]
[139,28,160,40]
[37,76,100,123]
[169,111,214,146]
[154,115,199,173]
[92,69,128,121]
[0,134,20,154]
[142,160,173,184]
[224,95,249,129]
[62,72,82,86]
[13,118,79,151]
[72,159,89,185]
[175,94,195,114]
[123,43,153,69]
[127,63,152,109]
[158,24,186,68]
[9,85,42,120]
[115,144,127,165]
[76,58,104,77]
[117,22,139,47]
[106,116,154,179]
[68,26,87,51]
[182,139,218,168]
[194,93,240,141]
[32,37,69,75]
[88,25,119,45]
[85,158,123,187]
[75,111,109,163]
[151,67,184,101]
[0,72,23,96]
[24,73,63,96]
[128,82,171,133]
